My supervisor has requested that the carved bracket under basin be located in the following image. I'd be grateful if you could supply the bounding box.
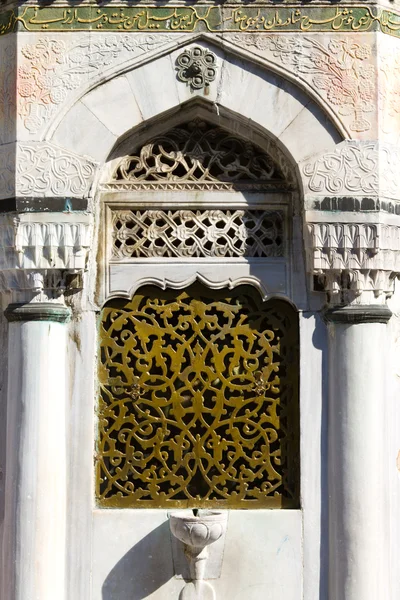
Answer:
[169,511,228,600]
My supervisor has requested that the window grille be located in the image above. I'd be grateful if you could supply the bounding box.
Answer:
[96,284,299,509]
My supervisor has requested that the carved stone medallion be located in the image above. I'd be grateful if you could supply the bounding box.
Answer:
[176,46,217,91]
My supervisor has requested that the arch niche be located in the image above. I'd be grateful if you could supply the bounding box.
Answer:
[94,96,311,512]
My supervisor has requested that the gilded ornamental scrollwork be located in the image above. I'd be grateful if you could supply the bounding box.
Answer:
[96,284,300,508]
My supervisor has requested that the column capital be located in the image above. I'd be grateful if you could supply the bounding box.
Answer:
[324,304,392,325]
[0,212,92,303]
[5,302,71,323]
[304,213,400,306]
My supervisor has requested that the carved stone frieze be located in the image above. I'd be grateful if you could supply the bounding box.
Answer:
[305,220,400,304]
[17,142,98,197]
[301,141,400,199]
[0,142,98,201]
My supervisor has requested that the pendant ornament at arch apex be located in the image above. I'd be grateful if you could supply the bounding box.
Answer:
[176,46,217,91]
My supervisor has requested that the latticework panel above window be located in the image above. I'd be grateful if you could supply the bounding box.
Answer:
[104,120,293,191]
[111,209,284,259]
[96,284,300,509]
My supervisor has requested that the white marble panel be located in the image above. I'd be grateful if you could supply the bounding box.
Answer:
[51,100,116,162]
[279,104,339,163]
[217,58,306,141]
[92,509,302,600]
[82,76,143,138]
[299,311,327,600]
[125,55,180,122]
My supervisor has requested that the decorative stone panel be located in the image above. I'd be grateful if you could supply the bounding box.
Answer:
[17,142,98,198]
[301,140,400,201]
[111,209,284,259]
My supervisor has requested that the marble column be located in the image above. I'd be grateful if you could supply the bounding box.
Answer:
[2,302,70,600]
[325,304,391,600]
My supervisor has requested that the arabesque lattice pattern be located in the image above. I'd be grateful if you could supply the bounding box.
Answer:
[109,120,288,190]
[111,209,284,258]
[96,284,299,508]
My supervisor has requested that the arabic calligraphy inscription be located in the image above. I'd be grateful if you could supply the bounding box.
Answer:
[0,5,400,36]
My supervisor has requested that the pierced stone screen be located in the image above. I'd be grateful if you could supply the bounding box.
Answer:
[111,209,284,259]
[107,120,290,191]
[96,284,299,509]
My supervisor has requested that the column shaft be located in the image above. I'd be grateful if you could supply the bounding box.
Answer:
[327,306,390,600]
[2,304,70,600]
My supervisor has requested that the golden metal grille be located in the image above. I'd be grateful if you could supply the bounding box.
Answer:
[96,284,299,508]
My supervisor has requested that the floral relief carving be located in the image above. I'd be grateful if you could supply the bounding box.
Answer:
[229,35,375,134]
[16,142,98,197]
[302,142,400,197]
[17,34,176,134]
[379,49,400,136]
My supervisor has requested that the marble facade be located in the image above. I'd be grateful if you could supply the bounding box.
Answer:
[0,1,400,599]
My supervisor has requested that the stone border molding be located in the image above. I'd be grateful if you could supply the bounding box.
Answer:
[4,301,71,323]
[324,303,392,324]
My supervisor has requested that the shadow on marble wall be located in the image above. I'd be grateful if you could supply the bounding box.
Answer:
[102,521,173,600]
[310,312,329,600]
